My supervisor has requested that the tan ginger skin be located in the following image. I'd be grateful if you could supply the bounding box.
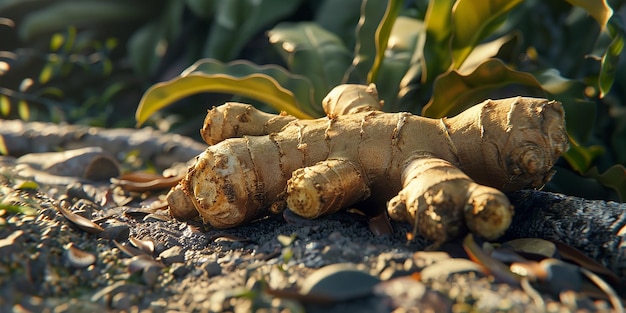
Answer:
[167,84,568,243]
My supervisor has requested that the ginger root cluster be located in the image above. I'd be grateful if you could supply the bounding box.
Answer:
[167,84,568,243]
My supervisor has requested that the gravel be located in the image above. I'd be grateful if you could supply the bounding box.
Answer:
[1,147,624,312]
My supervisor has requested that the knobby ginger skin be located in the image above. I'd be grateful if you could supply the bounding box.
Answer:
[167,84,568,243]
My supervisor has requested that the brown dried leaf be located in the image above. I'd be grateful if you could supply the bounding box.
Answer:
[113,240,149,257]
[368,211,393,236]
[64,244,96,268]
[579,267,624,313]
[112,172,183,192]
[57,205,104,234]
[462,234,521,285]
[550,240,621,286]
[129,237,155,255]
[210,233,254,244]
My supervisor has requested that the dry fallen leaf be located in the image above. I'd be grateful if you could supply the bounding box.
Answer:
[112,172,183,192]
[57,205,104,234]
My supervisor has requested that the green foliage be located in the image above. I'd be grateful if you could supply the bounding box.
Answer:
[136,59,317,126]
[135,0,625,201]
[1,0,624,201]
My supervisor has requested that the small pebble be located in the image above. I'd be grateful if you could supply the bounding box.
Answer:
[111,292,133,310]
[203,261,222,277]
[170,263,190,278]
[159,246,185,265]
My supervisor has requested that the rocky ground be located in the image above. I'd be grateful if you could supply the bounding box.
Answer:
[0,120,625,312]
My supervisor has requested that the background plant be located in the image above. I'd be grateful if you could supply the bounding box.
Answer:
[1,0,625,201]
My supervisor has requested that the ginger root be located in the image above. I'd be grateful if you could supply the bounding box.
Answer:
[167,84,568,243]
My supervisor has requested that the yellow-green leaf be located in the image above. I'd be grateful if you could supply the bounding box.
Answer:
[598,18,624,98]
[0,95,10,116]
[562,135,605,174]
[421,0,455,83]
[50,33,64,52]
[15,180,39,191]
[368,0,402,83]
[136,73,313,127]
[17,100,30,121]
[450,0,523,69]
[39,63,54,84]
[422,59,544,118]
[564,0,613,29]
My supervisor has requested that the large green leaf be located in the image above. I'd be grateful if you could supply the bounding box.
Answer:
[561,135,604,174]
[375,16,424,112]
[204,0,304,61]
[450,0,523,69]
[268,22,353,105]
[367,0,402,83]
[313,0,363,49]
[421,0,455,83]
[342,0,389,84]
[422,58,545,118]
[598,17,625,98]
[135,59,317,126]
[127,0,185,77]
[563,0,613,29]
[18,1,153,40]
[184,0,215,19]
[585,165,626,201]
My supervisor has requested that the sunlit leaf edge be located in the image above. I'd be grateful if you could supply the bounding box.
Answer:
[136,73,314,126]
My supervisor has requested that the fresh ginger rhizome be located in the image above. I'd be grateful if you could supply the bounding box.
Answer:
[167,84,568,243]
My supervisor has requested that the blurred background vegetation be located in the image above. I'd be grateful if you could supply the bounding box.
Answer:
[0,0,624,201]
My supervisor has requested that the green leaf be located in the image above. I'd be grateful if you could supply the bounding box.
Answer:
[598,17,624,98]
[15,180,39,191]
[39,63,54,84]
[563,0,613,29]
[128,1,185,77]
[18,100,30,121]
[367,0,402,83]
[0,95,10,117]
[18,1,152,40]
[268,22,352,105]
[422,59,544,118]
[50,32,64,52]
[375,16,425,112]
[185,0,216,19]
[343,0,389,83]
[0,203,38,216]
[204,0,304,61]
[585,165,626,201]
[421,0,455,83]
[62,26,76,53]
[450,0,523,69]
[128,21,162,77]
[183,59,320,116]
[561,135,604,174]
[313,0,362,49]
[136,59,317,126]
